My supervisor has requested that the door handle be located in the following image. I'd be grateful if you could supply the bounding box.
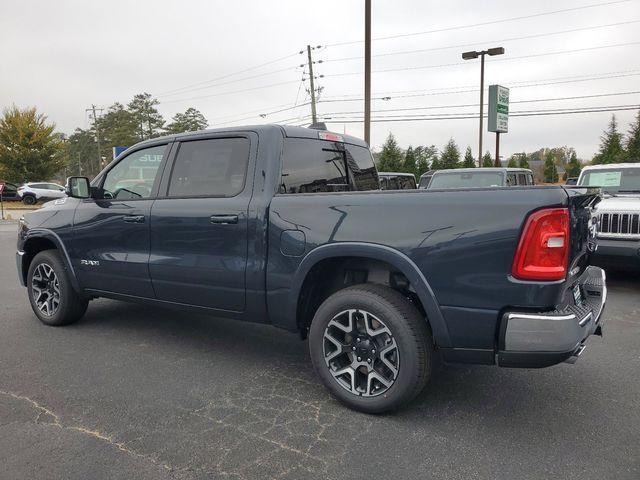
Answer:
[210,214,238,225]
[123,215,145,223]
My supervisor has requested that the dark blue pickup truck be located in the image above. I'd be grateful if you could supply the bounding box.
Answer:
[16,125,606,413]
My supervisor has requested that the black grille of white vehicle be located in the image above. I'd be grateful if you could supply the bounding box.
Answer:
[598,212,640,236]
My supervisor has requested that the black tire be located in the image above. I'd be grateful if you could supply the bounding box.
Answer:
[309,284,432,414]
[27,250,88,326]
[22,194,37,205]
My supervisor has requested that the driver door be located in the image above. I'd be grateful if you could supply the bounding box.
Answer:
[71,143,171,298]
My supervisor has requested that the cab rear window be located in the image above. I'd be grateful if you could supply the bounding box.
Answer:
[279,138,379,194]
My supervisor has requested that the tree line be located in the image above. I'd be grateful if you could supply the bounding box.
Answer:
[374,111,640,183]
[0,93,208,182]
[0,98,638,184]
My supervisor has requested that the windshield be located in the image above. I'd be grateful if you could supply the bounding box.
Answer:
[428,171,504,189]
[578,167,640,194]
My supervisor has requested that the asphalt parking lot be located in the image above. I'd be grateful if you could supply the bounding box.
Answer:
[0,223,638,480]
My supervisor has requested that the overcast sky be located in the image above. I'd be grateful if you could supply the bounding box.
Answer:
[1,0,639,159]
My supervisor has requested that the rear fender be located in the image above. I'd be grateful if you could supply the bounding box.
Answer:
[291,242,452,348]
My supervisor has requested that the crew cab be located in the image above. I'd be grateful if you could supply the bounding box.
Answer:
[578,163,640,270]
[16,125,606,413]
[427,167,534,189]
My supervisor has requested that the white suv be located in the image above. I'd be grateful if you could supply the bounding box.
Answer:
[578,163,640,270]
[17,182,66,205]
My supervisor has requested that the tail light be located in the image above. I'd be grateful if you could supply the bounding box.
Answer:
[512,208,570,281]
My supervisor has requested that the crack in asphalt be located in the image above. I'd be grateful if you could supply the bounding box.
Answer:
[0,390,176,475]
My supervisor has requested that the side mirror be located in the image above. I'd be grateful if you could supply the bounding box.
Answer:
[66,176,91,199]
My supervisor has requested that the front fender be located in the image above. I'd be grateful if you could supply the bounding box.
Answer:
[291,242,452,348]
[19,228,81,293]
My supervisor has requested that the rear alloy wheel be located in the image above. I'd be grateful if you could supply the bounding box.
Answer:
[309,284,432,413]
[27,250,88,326]
[22,195,37,205]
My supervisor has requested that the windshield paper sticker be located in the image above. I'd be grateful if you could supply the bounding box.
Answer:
[588,171,621,186]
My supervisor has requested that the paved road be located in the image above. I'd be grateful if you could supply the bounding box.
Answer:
[1,224,638,480]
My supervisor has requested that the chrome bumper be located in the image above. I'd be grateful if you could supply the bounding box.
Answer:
[498,266,606,368]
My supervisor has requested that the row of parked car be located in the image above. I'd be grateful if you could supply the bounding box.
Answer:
[379,167,535,190]
[0,181,66,205]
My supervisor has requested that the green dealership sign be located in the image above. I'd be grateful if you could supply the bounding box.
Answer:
[488,84,509,133]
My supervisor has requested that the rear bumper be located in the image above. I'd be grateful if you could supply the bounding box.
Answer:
[498,266,606,368]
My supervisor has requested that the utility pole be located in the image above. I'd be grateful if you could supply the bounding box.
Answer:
[306,45,318,124]
[364,0,371,146]
[86,105,103,175]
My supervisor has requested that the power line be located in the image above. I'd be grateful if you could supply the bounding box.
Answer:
[317,91,640,116]
[156,64,301,98]
[319,70,640,103]
[154,51,302,96]
[325,0,633,47]
[321,105,640,123]
[322,19,640,64]
[323,41,640,78]
[158,79,302,105]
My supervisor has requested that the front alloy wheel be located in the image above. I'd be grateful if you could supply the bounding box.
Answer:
[323,309,399,397]
[31,263,61,316]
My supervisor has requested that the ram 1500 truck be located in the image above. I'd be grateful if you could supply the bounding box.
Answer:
[16,125,606,413]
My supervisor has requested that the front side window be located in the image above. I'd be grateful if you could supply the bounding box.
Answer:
[517,173,527,185]
[280,138,379,194]
[506,173,517,186]
[167,137,250,197]
[102,145,166,200]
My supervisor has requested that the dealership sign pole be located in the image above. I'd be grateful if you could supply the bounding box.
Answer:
[488,85,509,167]
[0,183,4,220]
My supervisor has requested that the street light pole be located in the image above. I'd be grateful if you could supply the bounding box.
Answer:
[462,47,504,167]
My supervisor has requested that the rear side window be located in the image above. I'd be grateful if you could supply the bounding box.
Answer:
[280,138,379,194]
[168,137,250,197]
[506,173,517,186]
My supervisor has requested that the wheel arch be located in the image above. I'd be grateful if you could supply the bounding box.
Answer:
[20,229,80,292]
[291,242,451,348]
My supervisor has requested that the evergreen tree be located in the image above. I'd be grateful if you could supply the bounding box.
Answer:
[0,106,66,182]
[127,92,165,140]
[543,150,559,183]
[517,152,529,169]
[97,102,139,158]
[565,150,582,178]
[481,151,493,167]
[67,128,98,177]
[462,146,475,168]
[376,133,404,172]
[165,107,208,134]
[403,146,417,177]
[625,109,640,162]
[592,115,624,164]
[440,138,461,169]
[507,156,518,167]
[415,145,437,174]
[430,154,443,171]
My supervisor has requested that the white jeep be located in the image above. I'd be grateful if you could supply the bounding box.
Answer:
[578,163,640,270]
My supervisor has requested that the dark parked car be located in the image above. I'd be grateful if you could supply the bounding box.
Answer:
[0,181,21,201]
[427,167,535,189]
[378,172,417,190]
[16,125,605,413]
[566,177,578,186]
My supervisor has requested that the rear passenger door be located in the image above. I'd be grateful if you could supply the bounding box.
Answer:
[149,134,255,312]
